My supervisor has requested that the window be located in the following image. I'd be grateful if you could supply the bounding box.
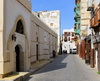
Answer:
[16,20,24,34]
[72,32,74,36]
[64,37,67,42]
[50,23,53,26]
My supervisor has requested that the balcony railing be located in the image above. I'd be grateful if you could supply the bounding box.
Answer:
[74,14,80,19]
[74,24,76,30]
[87,0,94,11]
[90,6,100,28]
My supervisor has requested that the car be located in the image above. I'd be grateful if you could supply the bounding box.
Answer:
[72,48,77,54]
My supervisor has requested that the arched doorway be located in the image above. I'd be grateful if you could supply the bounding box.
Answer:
[7,15,30,72]
[15,45,24,72]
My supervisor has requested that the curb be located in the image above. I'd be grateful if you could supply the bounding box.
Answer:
[0,72,30,81]
[0,58,55,81]
[29,60,53,75]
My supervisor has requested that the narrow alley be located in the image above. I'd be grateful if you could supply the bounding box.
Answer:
[27,54,100,81]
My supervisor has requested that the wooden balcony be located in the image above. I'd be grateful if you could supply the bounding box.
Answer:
[90,5,100,28]
[87,0,94,11]
[92,35,97,43]
[86,35,91,42]
[93,35,100,43]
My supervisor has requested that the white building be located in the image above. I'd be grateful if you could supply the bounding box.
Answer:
[0,0,57,78]
[62,29,75,53]
[35,10,60,54]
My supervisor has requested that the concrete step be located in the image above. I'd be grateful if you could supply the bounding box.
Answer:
[0,72,30,81]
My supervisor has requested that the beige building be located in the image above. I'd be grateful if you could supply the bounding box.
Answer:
[0,0,57,78]
[35,10,60,54]
[80,0,91,40]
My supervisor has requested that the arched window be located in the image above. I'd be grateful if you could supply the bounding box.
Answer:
[16,20,24,34]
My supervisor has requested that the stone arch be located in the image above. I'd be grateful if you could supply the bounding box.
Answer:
[7,15,29,50]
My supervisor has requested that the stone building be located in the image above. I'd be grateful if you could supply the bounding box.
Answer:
[87,0,100,71]
[35,10,60,54]
[0,0,57,78]
[80,0,91,60]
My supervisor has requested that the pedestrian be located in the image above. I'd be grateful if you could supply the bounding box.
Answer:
[52,50,56,58]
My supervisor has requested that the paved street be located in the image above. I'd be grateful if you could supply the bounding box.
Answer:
[27,54,100,81]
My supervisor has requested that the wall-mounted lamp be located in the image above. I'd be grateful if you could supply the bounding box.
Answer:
[12,34,16,42]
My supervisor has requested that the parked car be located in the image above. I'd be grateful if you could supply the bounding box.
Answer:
[72,48,77,54]
[70,46,77,54]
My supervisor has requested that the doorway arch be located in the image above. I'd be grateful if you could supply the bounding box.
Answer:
[7,15,29,51]
[15,45,24,72]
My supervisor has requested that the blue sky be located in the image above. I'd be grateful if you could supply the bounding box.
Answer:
[30,0,75,35]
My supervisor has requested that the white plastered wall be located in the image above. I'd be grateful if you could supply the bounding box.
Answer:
[3,0,31,74]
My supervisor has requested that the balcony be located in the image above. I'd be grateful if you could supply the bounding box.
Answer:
[74,25,76,30]
[92,35,96,43]
[75,29,80,35]
[87,0,94,11]
[75,0,80,4]
[74,7,76,12]
[73,35,78,41]
[74,14,80,19]
[90,6,100,28]
[93,35,100,43]
[86,35,91,42]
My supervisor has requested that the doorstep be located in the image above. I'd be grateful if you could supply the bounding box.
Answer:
[0,72,30,81]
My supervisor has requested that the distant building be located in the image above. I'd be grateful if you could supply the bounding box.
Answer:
[62,29,75,53]
[35,10,60,54]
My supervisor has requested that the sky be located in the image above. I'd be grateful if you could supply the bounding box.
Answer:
[30,0,75,35]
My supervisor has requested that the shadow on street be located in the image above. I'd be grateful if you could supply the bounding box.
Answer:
[33,54,69,75]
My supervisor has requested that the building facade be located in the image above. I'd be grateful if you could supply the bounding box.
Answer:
[74,0,81,37]
[75,0,100,72]
[74,0,81,54]
[80,0,91,60]
[87,0,100,71]
[62,29,75,53]
[35,10,60,54]
[0,0,57,78]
